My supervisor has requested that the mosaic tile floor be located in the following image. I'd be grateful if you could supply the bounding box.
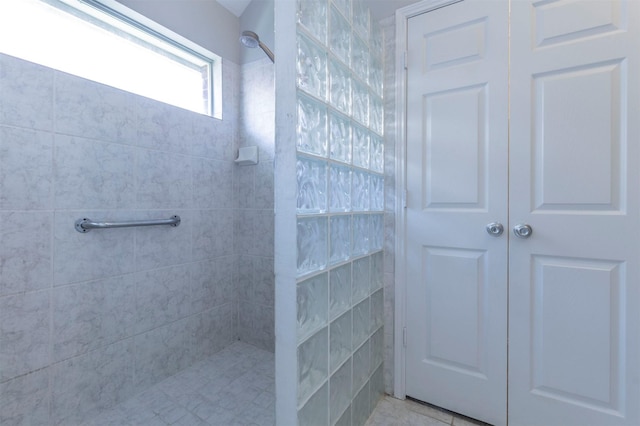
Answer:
[85,342,275,426]
[86,340,486,426]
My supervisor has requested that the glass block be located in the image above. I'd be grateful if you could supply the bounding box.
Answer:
[353,298,370,350]
[297,273,328,342]
[330,263,352,319]
[330,215,351,265]
[330,310,352,372]
[297,327,328,404]
[370,251,383,292]
[370,365,384,411]
[297,216,328,276]
[298,382,329,425]
[371,288,384,332]
[297,0,328,44]
[329,58,352,116]
[370,327,384,373]
[330,358,353,424]
[369,55,383,97]
[297,156,328,214]
[329,109,352,163]
[370,95,383,135]
[369,134,384,173]
[352,256,370,304]
[370,174,383,212]
[351,170,370,211]
[297,33,327,100]
[352,124,370,169]
[370,214,383,252]
[297,92,328,157]
[370,20,383,59]
[329,164,351,212]
[353,382,371,426]
[352,0,370,40]
[351,33,369,84]
[330,5,350,64]
[352,337,370,391]
[352,79,369,126]
[332,0,350,19]
[351,214,370,256]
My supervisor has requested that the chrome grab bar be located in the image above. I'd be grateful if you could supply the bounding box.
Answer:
[75,215,181,233]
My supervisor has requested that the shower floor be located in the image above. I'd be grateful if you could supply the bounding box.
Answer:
[86,342,275,426]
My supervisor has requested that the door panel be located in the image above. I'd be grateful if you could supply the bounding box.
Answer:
[509,0,640,424]
[422,247,487,375]
[405,1,508,425]
[532,60,624,212]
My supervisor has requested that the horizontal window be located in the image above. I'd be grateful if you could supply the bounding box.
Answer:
[1,0,221,117]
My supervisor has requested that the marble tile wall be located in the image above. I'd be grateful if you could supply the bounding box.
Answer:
[235,57,276,352]
[0,52,240,425]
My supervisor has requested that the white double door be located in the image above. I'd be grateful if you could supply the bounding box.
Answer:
[405,1,640,425]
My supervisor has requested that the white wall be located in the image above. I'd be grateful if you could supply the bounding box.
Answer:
[118,0,242,63]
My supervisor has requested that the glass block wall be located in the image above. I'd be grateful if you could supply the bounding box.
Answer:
[294,0,385,424]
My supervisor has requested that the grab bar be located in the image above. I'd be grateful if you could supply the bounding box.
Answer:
[75,215,181,233]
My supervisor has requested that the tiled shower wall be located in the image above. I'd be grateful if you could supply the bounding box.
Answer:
[0,53,240,425]
[293,0,385,424]
[235,57,276,351]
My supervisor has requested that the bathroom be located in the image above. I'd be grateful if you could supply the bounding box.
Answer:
[0,0,401,424]
[4,0,639,425]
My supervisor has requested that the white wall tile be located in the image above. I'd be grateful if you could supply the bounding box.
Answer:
[0,290,50,382]
[134,210,192,271]
[55,71,136,144]
[52,274,136,362]
[53,210,135,286]
[194,157,233,209]
[135,149,193,209]
[190,256,235,313]
[0,211,52,297]
[133,319,194,390]
[54,134,135,209]
[0,54,53,130]
[51,339,135,425]
[135,265,192,333]
[0,126,53,210]
[0,368,50,425]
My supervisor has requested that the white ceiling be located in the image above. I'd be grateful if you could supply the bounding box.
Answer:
[216,0,252,17]
[216,0,418,20]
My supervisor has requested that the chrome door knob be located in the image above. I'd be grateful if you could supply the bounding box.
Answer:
[513,224,533,238]
[486,222,504,237]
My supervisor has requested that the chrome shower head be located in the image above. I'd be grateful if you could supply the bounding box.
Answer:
[239,30,275,63]
[240,30,260,48]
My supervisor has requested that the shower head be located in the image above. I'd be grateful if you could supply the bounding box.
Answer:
[239,30,275,63]
[240,30,260,48]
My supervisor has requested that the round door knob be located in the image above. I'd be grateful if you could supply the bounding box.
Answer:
[513,223,533,238]
[486,222,504,236]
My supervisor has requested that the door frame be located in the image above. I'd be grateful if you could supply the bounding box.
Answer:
[393,0,464,399]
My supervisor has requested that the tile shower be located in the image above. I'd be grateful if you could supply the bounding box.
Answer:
[1,0,390,424]
[0,50,277,424]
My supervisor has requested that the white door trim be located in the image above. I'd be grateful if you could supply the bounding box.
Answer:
[393,0,463,399]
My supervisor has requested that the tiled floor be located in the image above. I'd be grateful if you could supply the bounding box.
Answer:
[86,342,275,426]
[365,396,488,426]
[86,340,485,426]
